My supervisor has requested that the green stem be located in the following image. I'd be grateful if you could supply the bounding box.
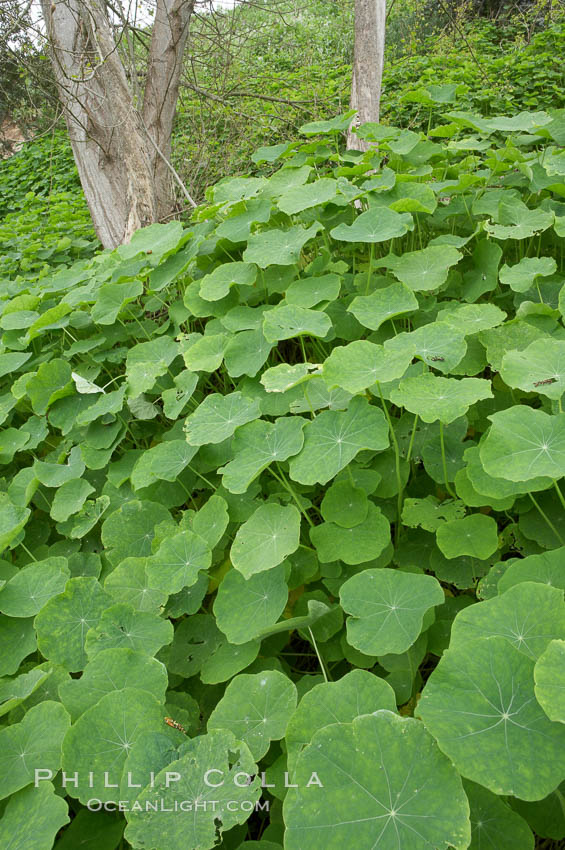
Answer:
[187,465,215,489]
[406,413,419,464]
[19,542,37,562]
[553,480,565,515]
[439,422,457,499]
[308,627,329,683]
[529,492,564,545]
[269,466,314,528]
[377,383,404,542]
[365,242,375,295]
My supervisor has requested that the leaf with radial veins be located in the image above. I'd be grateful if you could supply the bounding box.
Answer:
[284,711,471,850]
[34,576,112,672]
[340,568,444,655]
[231,503,300,578]
[0,783,69,850]
[500,338,565,399]
[59,647,168,721]
[499,256,557,292]
[310,503,390,565]
[462,780,534,850]
[243,222,322,267]
[450,581,565,660]
[262,304,332,343]
[146,529,212,594]
[199,261,257,301]
[0,557,70,617]
[0,700,70,800]
[261,362,320,393]
[497,547,565,593]
[208,670,297,759]
[219,416,306,493]
[184,391,261,445]
[387,322,467,373]
[390,374,492,424]
[104,557,168,612]
[418,636,565,800]
[437,302,506,335]
[214,565,288,644]
[61,688,163,804]
[348,280,419,331]
[534,639,565,723]
[330,207,413,242]
[436,514,499,560]
[323,340,413,394]
[285,669,397,774]
[124,730,261,850]
[480,406,565,481]
[277,177,338,214]
[377,245,462,291]
[289,396,389,485]
[84,602,173,660]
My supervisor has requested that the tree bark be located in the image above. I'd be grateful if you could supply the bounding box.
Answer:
[346,0,386,152]
[41,0,194,249]
[143,0,194,223]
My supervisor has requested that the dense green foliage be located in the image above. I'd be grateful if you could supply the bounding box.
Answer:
[0,134,97,283]
[1,103,565,848]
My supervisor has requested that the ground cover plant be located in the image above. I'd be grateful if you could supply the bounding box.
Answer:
[1,102,565,848]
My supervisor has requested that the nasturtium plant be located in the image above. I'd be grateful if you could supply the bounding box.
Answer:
[1,108,565,848]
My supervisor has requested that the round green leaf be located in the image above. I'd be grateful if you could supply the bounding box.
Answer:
[320,480,368,528]
[124,730,261,850]
[61,687,163,803]
[310,503,390,564]
[59,647,168,721]
[243,222,322,268]
[497,547,565,594]
[289,396,389,485]
[214,565,288,644]
[418,636,565,800]
[388,321,467,373]
[285,669,397,774]
[200,638,260,684]
[500,338,565,399]
[377,245,462,291]
[0,616,36,676]
[0,782,69,850]
[262,304,331,343]
[0,557,70,617]
[0,667,51,717]
[451,581,565,660]
[283,711,470,850]
[168,613,223,678]
[101,500,170,566]
[278,178,338,215]
[340,568,444,655]
[199,261,257,301]
[347,281,418,331]
[330,207,413,243]
[499,256,557,292]
[436,514,499,560]
[208,670,297,759]
[35,576,112,672]
[323,340,412,394]
[286,273,341,308]
[147,529,212,594]
[104,556,168,612]
[84,602,173,659]
[184,391,261,445]
[534,639,565,723]
[219,417,306,494]
[480,406,565,481]
[0,700,70,800]
[231,503,300,579]
[50,478,95,522]
[0,494,30,553]
[390,374,493,424]
[463,779,534,850]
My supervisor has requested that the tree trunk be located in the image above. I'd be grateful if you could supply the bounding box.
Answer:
[143,0,194,223]
[346,0,386,152]
[41,0,194,249]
